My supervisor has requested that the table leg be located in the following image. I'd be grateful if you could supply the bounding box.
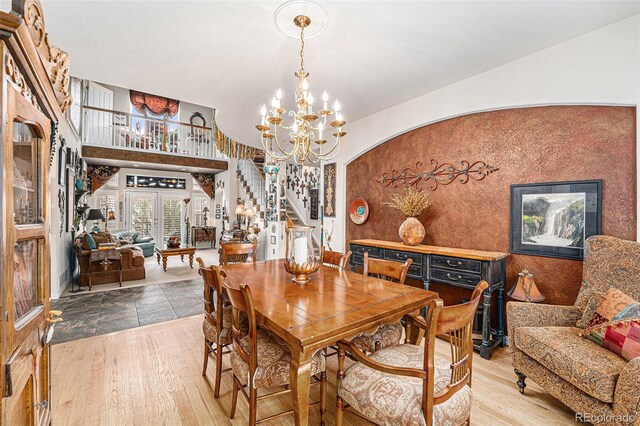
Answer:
[189,253,194,269]
[480,288,492,359]
[180,254,184,262]
[290,350,313,426]
[156,252,161,264]
[162,256,168,272]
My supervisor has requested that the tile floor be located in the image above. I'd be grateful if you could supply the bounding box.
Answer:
[51,278,203,344]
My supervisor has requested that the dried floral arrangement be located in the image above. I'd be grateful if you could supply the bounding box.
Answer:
[384,187,432,217]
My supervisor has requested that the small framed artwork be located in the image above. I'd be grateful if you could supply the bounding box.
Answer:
[510,180,602,260]
[279,211,287,222]
[57,139,67,186]
[270,235,276,245]
[279,199,286,210]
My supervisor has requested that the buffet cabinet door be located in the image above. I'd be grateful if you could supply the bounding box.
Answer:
[2,86,54,425]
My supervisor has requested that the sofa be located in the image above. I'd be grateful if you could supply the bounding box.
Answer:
[507,235,640,425]
[73,232,146,286]
[111,229,155,257]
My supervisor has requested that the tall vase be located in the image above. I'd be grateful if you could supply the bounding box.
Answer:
[399,217,425,246]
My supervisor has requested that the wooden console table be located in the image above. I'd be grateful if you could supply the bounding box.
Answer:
[191,226,216,248]
[350,239,508,359]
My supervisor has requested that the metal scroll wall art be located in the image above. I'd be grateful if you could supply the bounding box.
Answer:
[377,159,499,191]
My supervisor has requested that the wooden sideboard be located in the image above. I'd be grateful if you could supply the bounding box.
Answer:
[191,226,216,248]
[350,239,508,359]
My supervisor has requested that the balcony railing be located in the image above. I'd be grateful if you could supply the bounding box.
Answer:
[82,105,226,159]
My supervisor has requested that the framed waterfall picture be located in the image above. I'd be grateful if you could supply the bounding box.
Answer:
[510,180,602,260]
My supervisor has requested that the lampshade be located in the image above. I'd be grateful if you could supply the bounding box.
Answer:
[507,269,545,302]
[86,209,105,221]
[107,210,116,221]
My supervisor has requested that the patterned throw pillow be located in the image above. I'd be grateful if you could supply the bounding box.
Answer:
[85,233,97,250]
[579,288,640,361]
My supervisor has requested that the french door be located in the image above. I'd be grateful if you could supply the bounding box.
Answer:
[126,192,186,244]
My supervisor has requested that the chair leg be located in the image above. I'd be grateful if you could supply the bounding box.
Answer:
[336,396,344,426]
[230,376,239,419]
[514,368,527,394]
[202,339,210,377]
[214,342,223,399]
[320,371,327,425]
[249,386,258,426]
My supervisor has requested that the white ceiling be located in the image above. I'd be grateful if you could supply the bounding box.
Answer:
[41,1,640,147]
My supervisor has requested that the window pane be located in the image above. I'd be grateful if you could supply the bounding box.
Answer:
[131,198,153,237]
[13,239,41,323]
[162,198,182,243]
[13,122,41,225]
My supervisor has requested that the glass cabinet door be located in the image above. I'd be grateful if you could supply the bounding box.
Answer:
[13,239,42,325]
[12,121,42,225]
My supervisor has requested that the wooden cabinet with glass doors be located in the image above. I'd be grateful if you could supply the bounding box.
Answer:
[0,0,72,424]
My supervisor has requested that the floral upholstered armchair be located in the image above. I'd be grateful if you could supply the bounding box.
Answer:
[507,235,640,425]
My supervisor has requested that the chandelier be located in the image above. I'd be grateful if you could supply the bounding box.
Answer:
[257,14,345,165]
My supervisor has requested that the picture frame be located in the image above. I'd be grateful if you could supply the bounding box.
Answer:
[57,138,67,186]
[323,163,336,218]
[510,180,602,260]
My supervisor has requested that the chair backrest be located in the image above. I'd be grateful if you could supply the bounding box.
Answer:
[196,257,225,329]
[363,251,412,284]
[577,235,640,309]
[220,240,258,265]
[221,270,259,376]
[423,280,488,424]
[323,250,352,270]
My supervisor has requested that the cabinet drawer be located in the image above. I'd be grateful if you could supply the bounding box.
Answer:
[384,250,423,265]
[430,255,481,274]
[350,245,382,258]
[407,264,423,280]
[430,267,482,289]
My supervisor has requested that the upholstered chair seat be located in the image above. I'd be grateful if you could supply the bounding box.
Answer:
[231,329,326,389]
[338,344,472,426]
[203,305,249,347]
[350,322,404,353]
[513,326,627,403]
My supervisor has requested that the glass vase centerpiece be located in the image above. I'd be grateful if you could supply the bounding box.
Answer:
[284,226,321,284]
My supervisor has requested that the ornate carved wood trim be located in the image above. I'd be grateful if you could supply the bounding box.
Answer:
[11,0,71,113]
[88,165,120,194]
[192,173,215,198]
[4,51,40,109]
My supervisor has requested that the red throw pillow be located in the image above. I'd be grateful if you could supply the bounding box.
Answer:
[579,288,640,362]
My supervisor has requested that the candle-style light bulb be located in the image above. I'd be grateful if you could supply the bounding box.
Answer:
[322,91,328,110]
[302,79,309,91]
[292,122,298,133]
[271,96,278,108]
[260,104,267,125]
[276,88,283,100]
[334,100,341,112]
[307,93,314,114]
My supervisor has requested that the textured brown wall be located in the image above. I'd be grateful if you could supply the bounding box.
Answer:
[346,106,636,306]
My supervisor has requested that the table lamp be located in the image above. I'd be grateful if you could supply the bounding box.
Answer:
[507,269,545,302]
[86,209,105,233]
[202,206,210,227]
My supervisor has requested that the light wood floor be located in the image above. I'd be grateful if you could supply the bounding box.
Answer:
[51,315,576,425]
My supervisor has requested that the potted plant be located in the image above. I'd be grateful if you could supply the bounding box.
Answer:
[384,187,432,246]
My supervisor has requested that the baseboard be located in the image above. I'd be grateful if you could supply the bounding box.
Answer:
[52,277,71,300]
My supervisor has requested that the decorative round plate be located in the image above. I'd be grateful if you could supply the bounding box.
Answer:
[349,198,369,225]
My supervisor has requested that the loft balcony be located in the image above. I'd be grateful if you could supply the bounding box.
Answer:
[81,105,228,173]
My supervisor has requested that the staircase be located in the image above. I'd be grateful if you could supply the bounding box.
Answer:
[236,159,266,220]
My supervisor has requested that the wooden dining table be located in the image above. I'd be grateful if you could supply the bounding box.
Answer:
[222,259,439,426]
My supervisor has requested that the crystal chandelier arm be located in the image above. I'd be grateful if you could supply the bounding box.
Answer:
[272,121,298,157]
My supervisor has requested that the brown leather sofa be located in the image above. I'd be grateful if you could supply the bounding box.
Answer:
[74,232,146,286]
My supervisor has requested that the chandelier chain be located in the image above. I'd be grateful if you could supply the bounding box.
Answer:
[299,20,305,71]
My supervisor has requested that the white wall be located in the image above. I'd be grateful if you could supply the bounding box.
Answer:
[323,15,640,252]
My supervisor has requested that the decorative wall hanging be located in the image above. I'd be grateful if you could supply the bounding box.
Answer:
[323,163,336,217]
[510,180,602,260]
[88,164,120,193]
[192,173,215,198]
[57,137,66,186]
[49,120,58,166]
[377,159,498,191]
[349,198,370,225]
[216,180,225,190]
[130,90,179,117]
[126,175,186,189]
[57,189,65,236]
[310,188,319,220]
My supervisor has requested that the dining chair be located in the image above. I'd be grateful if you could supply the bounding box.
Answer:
[322,250,352,270]
[197,258,236,398]
[222,271,327,425]
[336,280,488,426]
[220,240,257,265]
[350,251,413,353]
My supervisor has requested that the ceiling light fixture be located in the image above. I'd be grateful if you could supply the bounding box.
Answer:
[257,12,345,165]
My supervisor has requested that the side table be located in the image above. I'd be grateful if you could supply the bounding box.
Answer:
[88,248,123,291]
